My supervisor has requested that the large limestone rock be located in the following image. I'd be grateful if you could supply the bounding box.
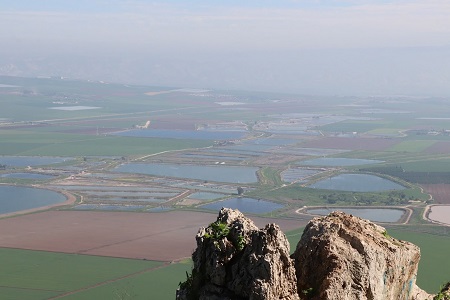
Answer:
[291,211,431,300]
[176,208,299,300]
[177,209,438,300]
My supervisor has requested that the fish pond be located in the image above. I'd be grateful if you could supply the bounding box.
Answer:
[0,173,56,180]
[79,191,179,198]
[281,168,323,183]
[187,192,227,201]
[268,130,320,136]
[0,185,67,215]
[248,138,299,146]
[207,149,263,156]
[51,185,179,193]
[309,174,405,192]
[72,204,146,211]
[114,163,259,184]
[199,197,284,214]
[49,106,101,111]
[89,197,167,203]
[305,208,405,223]
[282,148,348,156]
[180,154,245,161]
[299,157,383,167]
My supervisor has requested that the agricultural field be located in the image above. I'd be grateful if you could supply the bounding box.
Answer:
[390,140,436,152]
[0,130,211,156]
[319,120,389,134]
[421,184,450,204]
[0,248,165,300]
[0,210,306,261]
[0,210,306,299]
[300,136,400,151]
[2,76,450,298]
[58,259,192,300]
[0,225,447,299]
[388,227,450,293]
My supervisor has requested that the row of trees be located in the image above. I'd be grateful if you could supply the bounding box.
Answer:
[360,165,450,184]
[321,191,412,206]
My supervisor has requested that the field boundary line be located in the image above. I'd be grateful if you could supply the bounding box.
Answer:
[48,262,170,299]
[0,285,64,293]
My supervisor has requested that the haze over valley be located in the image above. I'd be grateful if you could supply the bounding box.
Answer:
[1,1,450,299]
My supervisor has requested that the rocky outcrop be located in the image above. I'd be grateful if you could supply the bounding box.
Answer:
[177,209,437,300]
[292,211,431,300]
[176,208,299,300]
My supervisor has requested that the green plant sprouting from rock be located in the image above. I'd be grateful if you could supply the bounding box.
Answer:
[301,287,315,299]
[204,221,230,240]
[178,270,198,300]
[434,282,450,300]
[204,221,246,251]
[178,271,193,291]
[178,221,247,299]
[235,234,245,251]
[434,292,450,300]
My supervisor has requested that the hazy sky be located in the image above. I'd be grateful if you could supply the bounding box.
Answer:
[1,0,450,96]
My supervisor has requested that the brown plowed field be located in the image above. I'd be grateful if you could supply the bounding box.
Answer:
[302,137,399,151]
[0,210,306,262]
[421,184,450,204]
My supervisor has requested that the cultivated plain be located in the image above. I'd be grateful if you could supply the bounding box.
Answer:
[1,76,450,298]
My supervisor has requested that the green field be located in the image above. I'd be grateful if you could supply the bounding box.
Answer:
[2,76,450,298]
[368,128,403,135]
[389,227,450,293]
[0,130,211,156]
[0,227,448,298]
[0,248,165,300]
[0,77,191,122]
[399,159,450,172]
[286,227,304,253]
[319,120,388,134]
[339,150,449,166]
[390,140,436,152]
[60,260,191,300]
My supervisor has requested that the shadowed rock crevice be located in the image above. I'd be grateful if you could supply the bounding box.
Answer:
[177,208,298,300]
[177,209,438,300]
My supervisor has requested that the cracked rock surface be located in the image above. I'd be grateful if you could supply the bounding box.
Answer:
[177,209,436,300]
[177,208,299,300]
[292,211,431,300]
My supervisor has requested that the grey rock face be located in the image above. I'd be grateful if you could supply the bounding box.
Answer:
[177,210,437,300]
[292,211,431,300]
[177,208,299,300]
